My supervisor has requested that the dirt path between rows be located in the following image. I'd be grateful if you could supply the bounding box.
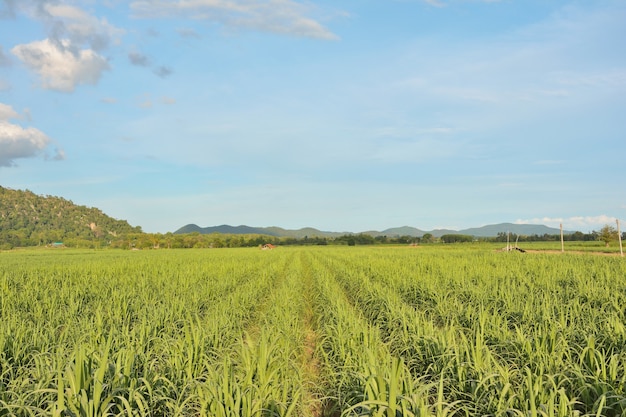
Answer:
[299,252,325,417]
[523,249,624,257]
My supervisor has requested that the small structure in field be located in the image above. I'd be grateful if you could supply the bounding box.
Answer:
[500,232,526,253]
[261,244,276,250]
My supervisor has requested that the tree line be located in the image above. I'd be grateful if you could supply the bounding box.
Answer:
[4,229,621,250]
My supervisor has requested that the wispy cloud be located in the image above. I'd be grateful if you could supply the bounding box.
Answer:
[39,3,125,51]
[424,0,444,7]
[130,0,338,40]
[177,27,201,39]
[0,46,10,66]
[375,126,457,138]
[47,148,65,161]
[0,103,19,120]
[555,69,626,89]
[139,99,152,109]
[421,0,500,6]
[128,51,151,67]
[390,2,626,140]
[533,160,565,165]
[0,0,17,18]
[128,50,173,79]
[369,137,464,163]
[0,49,9,88]
[154,66,173,78]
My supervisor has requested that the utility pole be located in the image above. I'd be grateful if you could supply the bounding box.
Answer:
[618,219,624,257]
[560,223,564,253]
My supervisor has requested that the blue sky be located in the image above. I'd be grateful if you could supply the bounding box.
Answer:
[1,0,624,234]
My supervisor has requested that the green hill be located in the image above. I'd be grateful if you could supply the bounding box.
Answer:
[0,186,142,248]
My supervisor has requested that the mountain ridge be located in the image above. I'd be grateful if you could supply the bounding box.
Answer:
[174,222,573,238]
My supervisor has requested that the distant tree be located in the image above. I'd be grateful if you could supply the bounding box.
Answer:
[422,233,434,243]
[441,234,473,243]
[599,224,618,247]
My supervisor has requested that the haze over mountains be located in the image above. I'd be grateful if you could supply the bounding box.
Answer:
[175,223,572,238]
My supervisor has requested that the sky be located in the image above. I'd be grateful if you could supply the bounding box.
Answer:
[0,0,624,234]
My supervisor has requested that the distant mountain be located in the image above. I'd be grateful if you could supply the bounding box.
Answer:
[429,229,459,238]
[457,223,570,237]
[0,186,142,248]
[379,226,427,237]
[174,224,345,238]
[174,222,572,238]
[261,226,346,239]
[176,224,272,235]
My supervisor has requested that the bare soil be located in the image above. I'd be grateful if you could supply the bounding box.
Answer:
[523,249,624,257]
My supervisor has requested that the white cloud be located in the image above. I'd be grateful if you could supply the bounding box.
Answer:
[6,2,123,91]
[11,38,109,92]
[130,0,338,40]
[0,102,61,167]
[516,215,620,232]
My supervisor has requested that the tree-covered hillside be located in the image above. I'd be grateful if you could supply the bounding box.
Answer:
[0,186,142,248]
